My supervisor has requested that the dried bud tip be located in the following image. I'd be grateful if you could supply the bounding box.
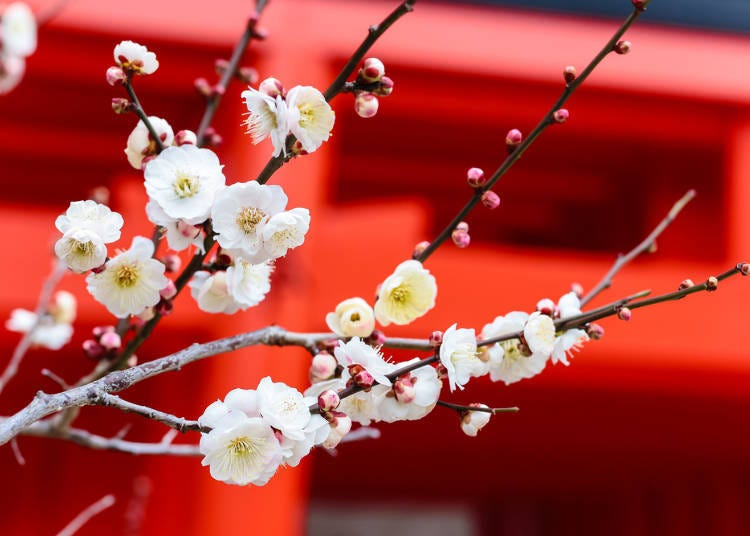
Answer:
[614,40,631,55]
[111,97,132,114]
[429,330,443,347]
[451,229,470,248]
[413,240,430,257]
[481,190,501,210]
[586,323,605,340]
[563,65,577,84]
[259,77,285,98]
[678,278,694,290]
[505,128,523,149]
[705,276,719,291]
[647,241,658,254]
[106,66,126,86]
[739,263,750,276]
[354,92,379,119]
[466,167,485,188]
[617,307,632,321]
[553,108,570,124]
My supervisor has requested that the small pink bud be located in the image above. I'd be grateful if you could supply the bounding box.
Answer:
[429,330,443,347]
[740,263,750,276]
[436,363,448,380]
[92,325,115,340]
[617,307,632,321]
[310,352,337,382]
[632,0,648,10]
[536,298,555,316]
[99,331,122,350]
[318,390,340,412]
[88,186,110,205]
[259,77,284,98]
[705,276,718,292]
[111,97,131,114]
[452,229,470,248]
[354,92,379,118]
[174,130,197,146]
[83,339,106,360]
[126,355,138,367]
[176,220,201,239]
[160,279,177,300]
[214,58,229,74]
[455,221,469,233]
[352,368,375,390]
[194,77,212,97]
[413,240,430,257]
[571,282,584,298]
[679,278,694,290]
[373,76,394,97]
[481,190,501,210]
[614,40,631,55]
[205,128,223,146]
[466,167,485,188]
[106,66,126,86]
[212,83,226,96]
[367,329,386,347]
[360,57,385,83]
[237,66,259,85]
[563,65,577,84]
[587,323,605,340]
[553,108,569,123]
[505,128,523,152]
[162,254,181,273]
[393,375,417,404]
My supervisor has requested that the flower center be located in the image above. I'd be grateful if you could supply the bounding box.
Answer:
[391,286,409,303]
[298,103,315,128]
[350,312,361,322]
[229,436,253,455]
[74,240,95,256]
[173,172,200,199]
[114,264,139,288]
[236,207,266,235]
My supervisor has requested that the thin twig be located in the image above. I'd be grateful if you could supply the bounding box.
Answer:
[436,401,519,415]
[580,189,696,307]
[56,494,116,536]
[123,80,165,152]
[10,438,25,465]
[94,393,205,433]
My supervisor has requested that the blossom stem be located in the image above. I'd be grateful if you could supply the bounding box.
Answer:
[580,189,696,307]
[414,5,646,263]
[436,401,519,415]
[123,78,165,152]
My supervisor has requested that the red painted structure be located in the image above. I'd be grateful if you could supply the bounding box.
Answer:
[1,0,750,534]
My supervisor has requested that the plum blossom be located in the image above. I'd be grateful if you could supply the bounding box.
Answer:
[260,208,310,260]
[189,271,239,314]
[256,377,314,441]
[1,3,36,58]
[285,85,335,153]
[0,53,24,94]
[125,116,174,170]
[5,291,76,350]
[113,40,158,75]
[334,337,393,386]
[460,404,491,437]
[54,200,124,273]
[377,358,441,423]
[145,200,204,252]
[551,329,588,366]
[439,324,486,392]
[481,311,547,385]
[241,86,289,156]
[523,312,556,357]
[374,260,437,326]
[86,236,168,318]
[225,258,273,308]
[325,297,375,338]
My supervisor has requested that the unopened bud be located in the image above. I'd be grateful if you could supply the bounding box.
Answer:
[393,375,416,404]
[127,355,138,367]
[466,167,485,188]
[174,129,197,146]
[632,0,648,11]
[536,298,555,316]
[160,279,177,300]
[259,77,284,98]
[318,390,340,412]
[237,66,259,85]
[50,291,76,324]
[413,240,430,257]
[194,77,212,96]
[740,263,750,276]
[366,329,386,347]
[310,352,337,382]
[452,229,470,248]
[429,330,443,347]
[617,307,632,321]
[706,276,718,292]
[99,331,122,350]
[505,128,522,152]
[373,76,394,97]
[162,254,182,273]
[92,325,115,340]
[460,403,491,437]
[563,65,577,84]
[176,220,201,239]
[614,40,631,55]
[83,339,106,360]
[351,367,375,390]
[111,97,132,114]
[155,299,174,316]
[88,186,110,205]
[212,83,226,96]
[360,57,385,83]
[553,108,569,123]
[679,278,694,290]
[571,282,584,298]
[323,411,351,449]
[354,92,379,118]
[291,139,308,156]
[214,58,229,75]
[455,221,469,233]
[481,190,501,210]
[106,66,126,86]
[586,323,605,340]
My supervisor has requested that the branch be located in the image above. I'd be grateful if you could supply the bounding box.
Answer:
[436,400,519,415]
[415,4,646,263]
[93,393,204,433]
[56,494,116,536]
[123,80,165,152]
[580,189,696,307]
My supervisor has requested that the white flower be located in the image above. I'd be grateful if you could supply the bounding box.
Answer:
[225,259,273,308]
[5,305,73,351]
[0,53,24,94]
[188,271,240,314]
[286,85,335,153]
[211,181,287,260]
[256,377,314,441]
[145,200,204,252]
[1,3,36,58]
[374,260,437,326]
[439,324,485,392]
[460,405,491,437]
[481,311,547,385]
[377,359,441,423]
[551,328,588,366]
[198,388,260,430]
[325,297,375,338]
[86,236,168,318]
[279,414,329,467]
[304,377,387,426]
[113,40,158,75]
[54,228,108,273]
[144,145,226,224]
[125,116,174,170]
[523,312,556,357]
[334,338,393,386]
[557,291,582,320]
[55,200,124,244]
[241,87,289,156]
[260,208,310,259]
[199,409,283,486]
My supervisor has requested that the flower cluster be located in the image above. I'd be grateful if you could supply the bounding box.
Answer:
[5,291,76,350]
[0,2,36,94]
[54,200,124,273]
[352,57,394,119]
[242,78,335,157]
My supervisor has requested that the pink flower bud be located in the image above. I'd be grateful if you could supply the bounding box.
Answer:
[614,40,631,55]
[127,355,138,367]
[393,375,416,404]
[350,366,375,390]
[174,130,197,146]
[354,92,379,118]
[429,330,443,347]
[413,241,430,257]
[563,65,577,84]
[466,167,485,188]
[111,97,131,114]
[194,77,212,96]
[481,190,501,210]
[162,254,182,273]
[360,57,385,82]
[536,298,555,316]
[106,66,126,86]
[456,221,469,233]
[214,58,229,74]
[632,0,648,10]
[88,186,110,205]
[617,307,632,321]
[310,352,337,382]
[451,229,470,248]
[212,83,226,96]
[373,76,394,97]
[83,339,106,360]
[160,279,177,300]
[571,282,584,298]
[740,263,750,276]
[318,390,340,412]
[553,108,569,124]
[237,66,259,85]
[461,404,491,437]
[505,128,523,152]
[259,77,284,98]
[176,220,201,239]
[92,325,115,340]
[587,323,605,340]
[705,276,718,292]
[99,331,122,350]
[367,329,386,347]
[679,278,694,290]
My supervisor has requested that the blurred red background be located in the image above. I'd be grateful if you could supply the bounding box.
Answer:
[1,0,750,534]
